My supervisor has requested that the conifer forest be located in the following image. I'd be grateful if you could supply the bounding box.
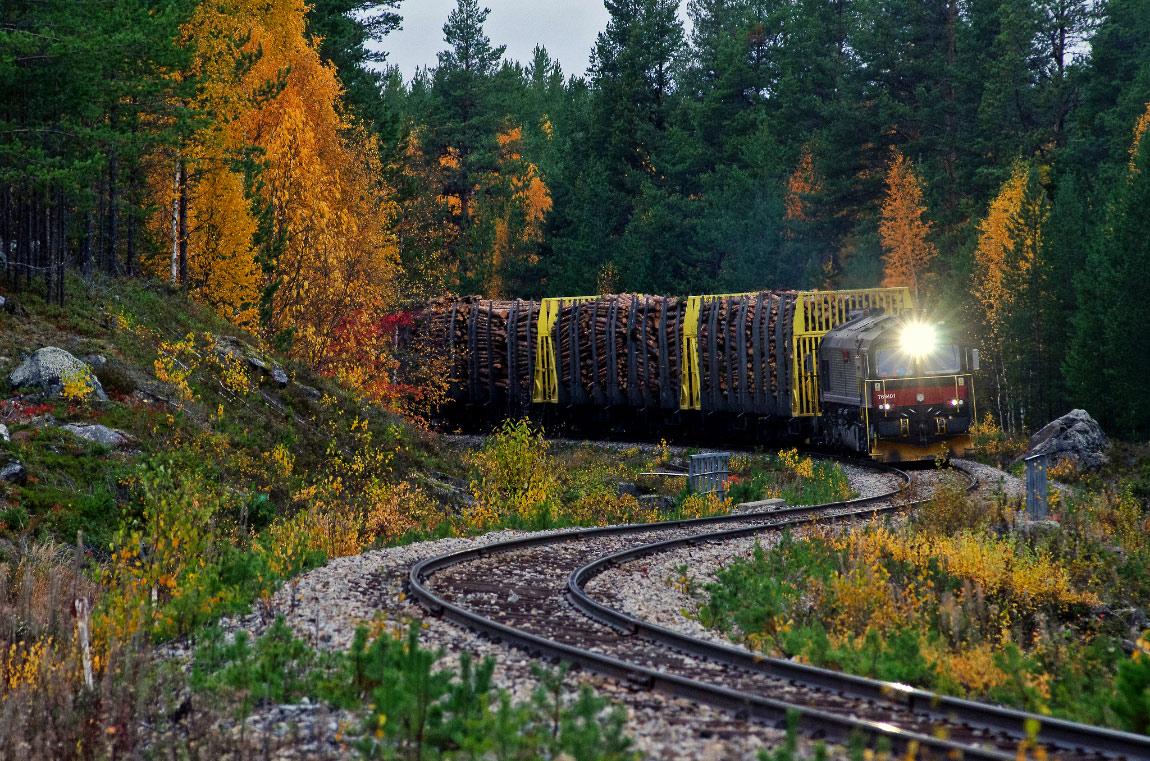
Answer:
[1,0,1148,436]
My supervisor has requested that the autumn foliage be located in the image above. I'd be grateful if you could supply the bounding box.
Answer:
[973,163,1029,345]
[1132,102,1150,173]
[783,144,821,237]
[879,150,936,301]
[144,0,402,401]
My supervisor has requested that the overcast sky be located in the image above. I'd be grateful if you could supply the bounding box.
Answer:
[374,1,687,82]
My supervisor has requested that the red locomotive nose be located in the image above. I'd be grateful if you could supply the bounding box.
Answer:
[871,383,968,409]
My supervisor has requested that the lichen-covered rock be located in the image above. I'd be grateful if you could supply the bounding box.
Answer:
[214,336,289,388]
[1024,408,1110,471]
[0,460,26,485]
[61,423,131,449]
[7,347,107,401]
[0,423,8,443]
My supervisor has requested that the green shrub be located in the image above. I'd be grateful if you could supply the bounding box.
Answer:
[193,617,636,760]
[1112,641,1150,733]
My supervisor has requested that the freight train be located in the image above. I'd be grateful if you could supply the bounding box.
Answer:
[413,288,977,462]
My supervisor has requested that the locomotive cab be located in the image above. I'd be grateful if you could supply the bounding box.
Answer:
[818,312,976,462]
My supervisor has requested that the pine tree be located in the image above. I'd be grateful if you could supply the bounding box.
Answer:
[1068,110,1150,435]
[305,0,402,127]
[1071,0,1150,174]
[1039,170,1089,416]
[580,0,688,290]
[425,0,506,290]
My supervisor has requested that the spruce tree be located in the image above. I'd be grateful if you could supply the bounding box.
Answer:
[425,0,506,289]
[1095,137,1150,434]
[305,0,403,129]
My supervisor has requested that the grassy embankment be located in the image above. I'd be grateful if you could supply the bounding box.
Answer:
[692,450,1150,735]
[0,279,634,758]
[0,278,858,758]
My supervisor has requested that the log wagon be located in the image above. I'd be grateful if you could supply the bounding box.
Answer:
[413,288,977,462]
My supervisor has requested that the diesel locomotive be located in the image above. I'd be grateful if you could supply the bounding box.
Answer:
[413,287,977,462]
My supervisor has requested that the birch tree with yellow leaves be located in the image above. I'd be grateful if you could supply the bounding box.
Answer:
[971,160,1058,431]
[159,0,400,381]
[971,163,1029,430]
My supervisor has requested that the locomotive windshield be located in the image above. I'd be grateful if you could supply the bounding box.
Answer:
[875,344,962,377]
[875,348,911,377]
[921,345,962,374]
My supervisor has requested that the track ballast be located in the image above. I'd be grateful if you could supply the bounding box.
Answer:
[408,461,1150,760]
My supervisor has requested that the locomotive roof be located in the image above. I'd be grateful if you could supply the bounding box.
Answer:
[820,312,901,354]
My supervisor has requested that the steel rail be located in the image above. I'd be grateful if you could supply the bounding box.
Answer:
[406,462,1041,760]
[567,471,1150,760]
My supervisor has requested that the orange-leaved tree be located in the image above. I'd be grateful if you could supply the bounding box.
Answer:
[393,128,461,298]
[1131,102,1150,173]
[879,149,936,302]
[972,163,1028,351]
[478,125,552,297]
[137,0,270,329]
[165,0,400,387]
[782,143,831,284]
[783,143,821,237]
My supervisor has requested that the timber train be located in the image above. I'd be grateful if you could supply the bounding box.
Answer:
[413,288,977,462]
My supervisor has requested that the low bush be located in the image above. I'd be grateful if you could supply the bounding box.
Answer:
[728,449,855,506]
[193,617,637,760]
[466,418,561,528]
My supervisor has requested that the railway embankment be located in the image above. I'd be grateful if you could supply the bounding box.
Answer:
[2,281,1148,760]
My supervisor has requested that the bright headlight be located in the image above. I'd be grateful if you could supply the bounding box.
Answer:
[900,322,937,357]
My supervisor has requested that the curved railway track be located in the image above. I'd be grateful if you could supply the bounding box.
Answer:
[407,461,1150,761]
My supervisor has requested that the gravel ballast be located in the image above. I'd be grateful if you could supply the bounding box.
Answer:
[208,458,981,759]
[215,529,799,759]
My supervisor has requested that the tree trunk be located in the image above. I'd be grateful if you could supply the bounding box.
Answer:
[106,146,119,275]
[179,160,188,283]
[171,159,180,285]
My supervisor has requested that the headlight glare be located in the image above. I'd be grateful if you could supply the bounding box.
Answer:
[900,322,937,358]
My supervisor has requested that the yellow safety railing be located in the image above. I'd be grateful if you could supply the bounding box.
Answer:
[532,296,597,403]
[790,287,913,417]
[533,288,912,412]
[680,293,756,410]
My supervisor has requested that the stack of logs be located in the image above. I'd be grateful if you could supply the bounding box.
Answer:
[419,296,537,404]
[696,292,795,404]
[416,291,798,414]
[557,294,682,407]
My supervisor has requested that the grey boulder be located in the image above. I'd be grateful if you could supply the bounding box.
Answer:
[0,423,8,443]
[1024,408,1110,471]
[8,348,107,401]
[0,460,26,485]
[616,482,641,499]
[61,423,131,449]
[213,336,290,389]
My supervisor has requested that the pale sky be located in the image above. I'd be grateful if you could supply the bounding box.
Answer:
[374,0,687,82]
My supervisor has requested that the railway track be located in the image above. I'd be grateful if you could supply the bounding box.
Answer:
[407,461,1150,761]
